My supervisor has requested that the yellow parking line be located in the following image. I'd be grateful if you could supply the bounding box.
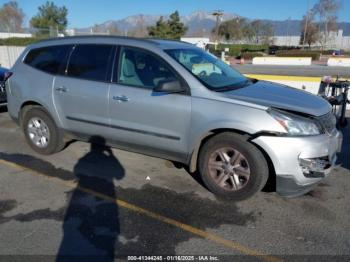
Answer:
[0,158,281,262]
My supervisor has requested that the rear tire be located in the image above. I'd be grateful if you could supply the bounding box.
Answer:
[198,132,269,201]
[22,106,65,155]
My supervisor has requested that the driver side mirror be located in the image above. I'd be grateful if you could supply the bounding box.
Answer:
[153,79,185,94]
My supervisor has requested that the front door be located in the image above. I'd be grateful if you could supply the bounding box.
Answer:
[108,46,191,161]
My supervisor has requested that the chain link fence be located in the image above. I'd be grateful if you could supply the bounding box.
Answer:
[0,26,129,68]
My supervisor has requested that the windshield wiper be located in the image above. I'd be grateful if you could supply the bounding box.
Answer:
[213,86,241,92]
[213,80,252,92]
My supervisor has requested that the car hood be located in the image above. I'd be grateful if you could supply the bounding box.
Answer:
[223,80,331,117]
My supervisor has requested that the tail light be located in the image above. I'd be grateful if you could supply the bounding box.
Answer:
[4,71,13,82]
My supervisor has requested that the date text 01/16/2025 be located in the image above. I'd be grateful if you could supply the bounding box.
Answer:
[127,255,220,261]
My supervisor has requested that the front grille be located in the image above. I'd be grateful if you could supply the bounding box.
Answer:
[317,111,337,134]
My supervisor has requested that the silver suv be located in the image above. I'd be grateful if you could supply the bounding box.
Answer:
[6,36,343,200]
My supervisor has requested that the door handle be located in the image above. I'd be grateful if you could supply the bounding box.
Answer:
[113,95,130,102]
[55,86,68,93]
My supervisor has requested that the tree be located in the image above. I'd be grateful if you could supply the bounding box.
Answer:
[148,16,171,38]
[260,23,274,45]
[107,24,120,35]
[250,20,263,43]
[91,24,103,34]
[300,12,319,48]
[148,11,187,39]
[167,11,187,40]
[0,1,24,32]
[250,20,274,44]
[217,18,251,42]
[30,1,68,36]
[312,0,341,48]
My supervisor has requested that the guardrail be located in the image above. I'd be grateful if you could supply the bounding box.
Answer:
[327,57,350,67]
[252,57,312,66]
[245,74,320,94]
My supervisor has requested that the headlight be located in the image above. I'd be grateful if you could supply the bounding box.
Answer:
[269,109,322,136]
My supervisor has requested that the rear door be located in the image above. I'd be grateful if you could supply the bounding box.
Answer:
[108,46,191,161]
[53,44,115,136]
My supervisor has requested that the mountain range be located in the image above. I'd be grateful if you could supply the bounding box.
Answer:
[80,11,350,37]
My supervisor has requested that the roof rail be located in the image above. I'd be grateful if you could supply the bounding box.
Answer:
[34,35,157,44]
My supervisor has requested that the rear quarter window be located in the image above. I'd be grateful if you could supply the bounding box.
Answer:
[24,45,72,74]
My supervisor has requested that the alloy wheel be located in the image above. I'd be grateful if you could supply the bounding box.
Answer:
[208,147,251,191]
[27,117,50,148]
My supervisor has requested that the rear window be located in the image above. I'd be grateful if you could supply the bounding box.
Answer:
[67,44,114,82]
[24,45,72,74]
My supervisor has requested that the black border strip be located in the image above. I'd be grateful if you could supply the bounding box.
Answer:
[66,116,180,141]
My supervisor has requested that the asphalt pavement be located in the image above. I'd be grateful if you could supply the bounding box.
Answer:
[0,107,349,261]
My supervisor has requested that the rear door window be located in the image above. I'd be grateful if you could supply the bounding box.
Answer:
[67,44,114,82]
[24,45,72,74]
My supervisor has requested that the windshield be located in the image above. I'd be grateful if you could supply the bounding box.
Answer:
[165,48,249,91]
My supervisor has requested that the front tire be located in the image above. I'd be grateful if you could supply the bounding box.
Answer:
[22,106,64,155]
[198,132,269,201]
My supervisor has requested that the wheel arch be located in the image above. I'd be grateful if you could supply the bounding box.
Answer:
[249,141,277,192]
[188,128,276,190]
[188,128,250,173]
[20,101,65,155]
[19,101,45,126]
[19,100,61,129]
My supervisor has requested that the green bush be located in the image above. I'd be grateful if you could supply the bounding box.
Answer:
[0,37,46,46]
[275,50,321,61]
[240,52,265,60]
[208,44,268,58]
[321,50,335,55]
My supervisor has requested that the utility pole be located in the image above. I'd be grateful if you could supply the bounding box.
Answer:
[212,10,224,42]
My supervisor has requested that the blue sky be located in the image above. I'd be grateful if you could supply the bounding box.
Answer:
[2,0,350,28]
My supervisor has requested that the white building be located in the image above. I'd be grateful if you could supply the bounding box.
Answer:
[180,37,210,49]
[273,30,350,50]
[0,32,32,39]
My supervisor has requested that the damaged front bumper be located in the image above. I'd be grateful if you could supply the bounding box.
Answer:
[252,129,343,197]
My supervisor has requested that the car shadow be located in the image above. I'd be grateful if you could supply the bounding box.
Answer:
[57,135,125,261]
[0,148,256,257]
